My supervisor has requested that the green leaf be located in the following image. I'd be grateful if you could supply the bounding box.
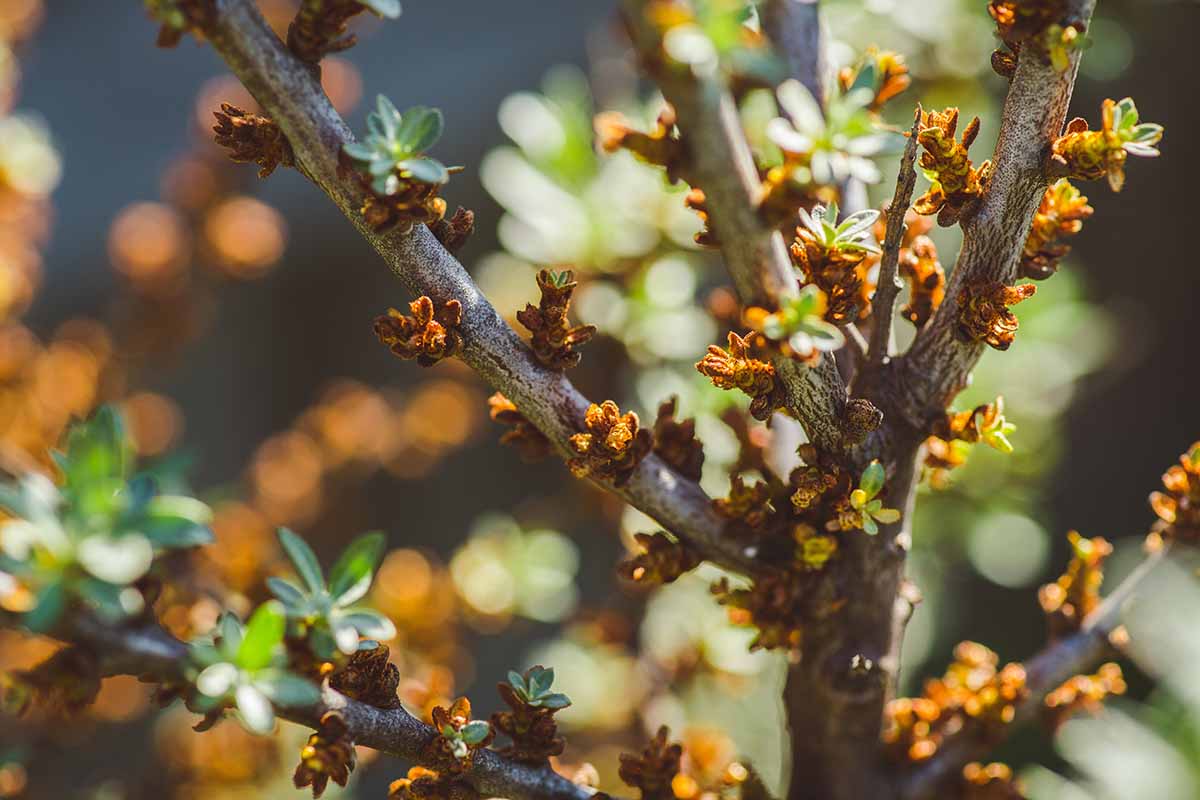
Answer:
[266,576,309,610]
[64,406,131,488]
[22,582,65,634]
[862,516,879,536]
[335,609,396,642]
[396,157,450,185]
[138,495,214,548]
[507,670,527,694]
[537,692,571,709]
[528,666,554,698]
[277,528,325,595]
[342,142,377,163]
[237,601,286,671]
[235,684,275,734]
[460,720,490,745]
[859,461,885,500]
[375,95,401,139]
[218,612,244,655]
[307,625,338,661]
[358,0,401,19]
[255,670,321,707]
[394,106,443,154]
[328,531,385,604]
[196,661,238,697]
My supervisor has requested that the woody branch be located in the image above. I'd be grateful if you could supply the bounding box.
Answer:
[201,0,760,576]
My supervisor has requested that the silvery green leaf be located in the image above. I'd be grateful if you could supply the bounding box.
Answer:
[804,321,844,351]
[847,156,882,185]
[776,79,824,136]
[235,684,275,734]
[810,150,833,185]
[336,609,396,642]
[528,666,554,697]
[507,670,527,693]
[77,534,154,585]
[255,670,321,707]
[276,528,324,595]
[196,661,238,697]
[862,516,879,536]
[343,142,376,162]
[266,576,309,611]
[460,720,491,745]
[1130,123,1162,143]
[394,106,443,154]
[663,24,718,69]
[1122,143,1160,157]
[375,95,401,139]
[22,582,64,633]
[333,619,362,655]
[368,157,395,177]
[765,118,813,155]
[0,519,41,561]
[218,612,244,655]
[397,157,450,185]
[836,209,879,239]
[537,692,571,709]
[328,531,385,604]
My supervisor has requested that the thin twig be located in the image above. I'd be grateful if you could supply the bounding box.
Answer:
[61,615,608,800]
[900,545,1182,799]
[866,108,921,369]
[201,0,758,576]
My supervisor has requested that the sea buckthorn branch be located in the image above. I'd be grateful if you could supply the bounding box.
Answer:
[895,0,1096,424]
[190,0,758,575]
[28,612,608,800]
[898,545,1188,800]
[619,0,849,456]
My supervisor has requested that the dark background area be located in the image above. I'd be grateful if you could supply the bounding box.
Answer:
[10,0,1199,793]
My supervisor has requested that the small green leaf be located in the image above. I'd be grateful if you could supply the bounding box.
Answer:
[196,661,238,697]
[396,157,450,185]
[237,601,286,671]
[343,142,377,162]
[266,577,309,610]
[394,106,443,154]
[218,612,244,655]
[235,684,276,734]
[375,95,401,139]
[528,666,554,698]
[328,531,385,604]
[507,670,527,694]
[336,609,396,642]
[862,516,879,536]
[460,720,491,745]
[859,461,885,500]
[255,670,321,707]
[277,528,325,595]
[537,692,571,709]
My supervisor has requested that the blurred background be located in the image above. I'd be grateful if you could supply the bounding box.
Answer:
[0,0,1197,798]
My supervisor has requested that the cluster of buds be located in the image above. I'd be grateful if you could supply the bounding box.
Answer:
[429,207,475,254]
[567,401,653,486]
[959,762,1025,800]
[884,641,1026,762]
[595,105,686,183]
[789,445,846,514]
[287,0,401,64]
[1020,179,1093,280]
[388,766,476,800]
[328,643,403,709]
[713,475,776,532]
[652,398,705,481]
[619,532,702,586]
[1039,532,1112,639]
[516,269,596,371]
[837,48,911,114]
[933,397,1017,454]
[1148,441,1200,546]
[988,0,1085,75]
[793,524,839,571]
[1043,663,1126,730]
[424,698,493,771]
[491,666,571,763]
[956,280,1036,351]
[695,332,782,421]
[713,573,826,651]
[212,103,295,179]
[618,726,683,800]
[684,188,717,248]
[913,108,991,227]
[1051,98,1163,192]
[374,296,464,366]
[487,393,551,462]
[145,0,215,48]
[343,97,454,232]
[293,711,356,798]
[921,436,972,489]
[789,203,880,323]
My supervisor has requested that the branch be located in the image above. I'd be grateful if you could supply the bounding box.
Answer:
[52,615,604,800]
[894,0,1096,421]
[759,0,826,110]
[619,0,849,455]
[200,0,758,575]
[899,544,1186,800]
[865,110,921,370]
